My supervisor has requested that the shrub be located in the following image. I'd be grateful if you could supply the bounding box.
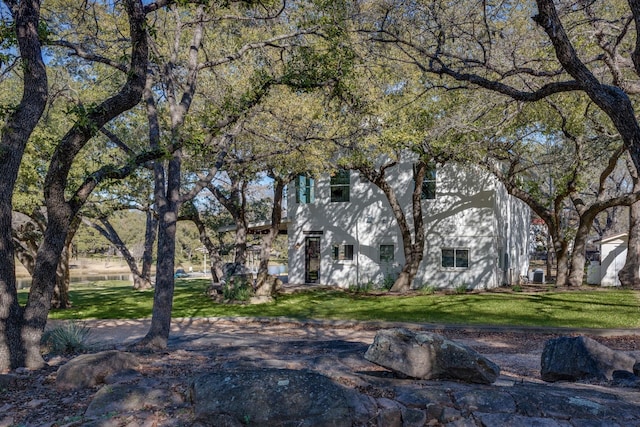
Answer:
[41,321,91,355]
[348,281,374,293]
[454,283,469,294]
[380,274,396,291]
[419,284,437,295]
[512,285,523,292]
[222,276,254,301]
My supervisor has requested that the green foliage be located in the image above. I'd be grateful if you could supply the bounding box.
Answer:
[222,276,255,301]
[512,285,523,292]
[454,283,469,294]
[348,281,374,293]
[419,284,437,295]
[41,321,92,355]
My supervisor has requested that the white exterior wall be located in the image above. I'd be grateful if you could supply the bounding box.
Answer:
[598,235,627,287]
[287,157,529,289]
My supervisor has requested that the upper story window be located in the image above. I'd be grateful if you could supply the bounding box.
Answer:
[295,175,315,204]
[330,169,350,202]
[442,248,469,269]
[421,163,437,200]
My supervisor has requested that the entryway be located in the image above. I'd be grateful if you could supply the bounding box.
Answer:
[305,236,320,283]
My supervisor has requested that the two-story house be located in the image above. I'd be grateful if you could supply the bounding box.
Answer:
[286,157,530,290]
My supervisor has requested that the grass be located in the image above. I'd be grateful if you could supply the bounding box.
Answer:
[18,279,640,329]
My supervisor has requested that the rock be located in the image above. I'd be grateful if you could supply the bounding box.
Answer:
[56,350,139,390]
[364,328,500,384]
[376,397,402,427]
[634,361,640,376]
[85,384,183,418]
[0,374,18,389]
[541,336,637,382]
[612,370,640,388]
[190,368,354,426]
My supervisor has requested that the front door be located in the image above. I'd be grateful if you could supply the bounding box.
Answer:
[305,236,321,283]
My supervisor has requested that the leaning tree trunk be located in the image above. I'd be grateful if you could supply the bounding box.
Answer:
[89,217,153,290]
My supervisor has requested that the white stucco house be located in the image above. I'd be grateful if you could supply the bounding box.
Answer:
[286,157,530,290]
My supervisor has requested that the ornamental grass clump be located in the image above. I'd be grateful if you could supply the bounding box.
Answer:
[222,276,254,302]
[41,321,92,355]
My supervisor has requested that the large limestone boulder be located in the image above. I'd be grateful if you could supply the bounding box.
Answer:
[541,336,637,382]
[56,350,139,390]
[190,368,355,426]
[364,328,500,384]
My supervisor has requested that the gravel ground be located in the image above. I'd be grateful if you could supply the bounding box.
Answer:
[2,317,639,426]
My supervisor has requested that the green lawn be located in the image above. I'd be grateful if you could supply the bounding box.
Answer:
[18,279,640,329]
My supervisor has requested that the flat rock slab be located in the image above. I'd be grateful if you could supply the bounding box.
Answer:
[364,328,500,384]
[56,350,139,390]
[85,383,183,418]
[190,368,360,426]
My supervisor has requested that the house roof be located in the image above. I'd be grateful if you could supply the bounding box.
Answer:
[218,218,290,235]
[593,233,628,245]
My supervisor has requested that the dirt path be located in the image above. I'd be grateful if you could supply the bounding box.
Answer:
[3,317,639,426]
[52,316,640,382]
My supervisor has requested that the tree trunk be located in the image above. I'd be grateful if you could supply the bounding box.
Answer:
[136,155,181,350]
[138,209,157,290]
[52,215,80,309]
[567,217,593,287]
[554,238,570,287]
[379,160,426,293]
[545,233,554,279]
[255,178,285,293]
[52,240,72,309]
[89,217,153,290]
[0,0,48,372]
[234,216,249,267]
[9,0,148,370]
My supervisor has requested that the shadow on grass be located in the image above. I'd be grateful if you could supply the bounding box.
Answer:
[32,281,640,329]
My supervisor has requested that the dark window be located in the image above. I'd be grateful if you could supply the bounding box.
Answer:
[380,244,395,262]
[330,169,350,202]
[442,248,469,269]
[332,244,354,261]
[295,175,315,204]
[421,163,437,200]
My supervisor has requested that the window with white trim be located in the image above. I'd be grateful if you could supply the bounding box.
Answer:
[330,169,350,202]
[332,244,354,261]
[422,163,437,200]
[441,248,469,269]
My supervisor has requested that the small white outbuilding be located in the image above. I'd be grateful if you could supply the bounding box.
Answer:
[588,233,628,287]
